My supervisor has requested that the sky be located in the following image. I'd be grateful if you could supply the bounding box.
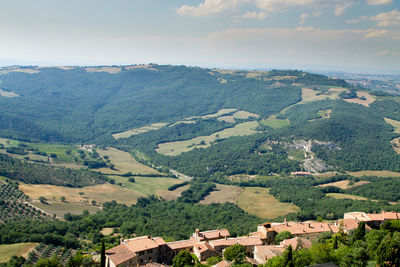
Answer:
[0,0,399,74]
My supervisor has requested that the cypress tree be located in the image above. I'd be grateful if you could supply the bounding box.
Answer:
[101,241,106,267]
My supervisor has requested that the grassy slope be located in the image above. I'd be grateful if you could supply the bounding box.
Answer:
[237,187,300,219]
[0,243,38,263]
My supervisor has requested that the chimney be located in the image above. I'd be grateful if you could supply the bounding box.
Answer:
[120,238,124,244]
[284,218,288,226]
[195,228,200,237]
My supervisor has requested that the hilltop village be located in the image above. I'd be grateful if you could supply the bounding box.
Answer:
[105,211,400,267]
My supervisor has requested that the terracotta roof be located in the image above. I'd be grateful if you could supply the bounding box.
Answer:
[210,237,262,248]
[273,221,334,235]
[197,229,230,240]
[248,232,267,239]
[195,241,216,254]
[335,218,359,232]
[344,211,400,222]
[106,244,136,266]
[280,237,312,249]
[167,239,195,250]
[254,245,284,262]
[125,236,165,252]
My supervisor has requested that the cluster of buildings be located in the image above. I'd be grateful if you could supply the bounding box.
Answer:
[106,211,400,267]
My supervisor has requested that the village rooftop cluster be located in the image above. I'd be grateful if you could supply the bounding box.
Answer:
[106,211,400,267]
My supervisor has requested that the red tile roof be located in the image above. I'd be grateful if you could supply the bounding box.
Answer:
[106,244,136,266]
[280,237,312,249]
[272,221,334,235]
[125,236,165,252]
[197,229,230,240]
[210,236,262,248]
[167,239,195,250]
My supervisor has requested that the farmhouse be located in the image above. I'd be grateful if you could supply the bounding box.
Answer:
[344,211,400,228]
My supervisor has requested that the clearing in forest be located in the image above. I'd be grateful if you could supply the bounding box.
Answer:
[385,118,400,133]
[112,123,168,139]
[260,115,290,129]
[157,184,191,201]
[391,137,400,154]
[200,184,244,204]
[237,187,300,219]
[326,193,369,201]
[111,176,182,196]
[0,243,38,263]
[343,91,375,107]
[84,66,121,73]
[316,180,370,190]
[156,121,260,156]
[20,183,144,206]
[32,201,101,217]
[96,147,160,175]
[347,170,400,178]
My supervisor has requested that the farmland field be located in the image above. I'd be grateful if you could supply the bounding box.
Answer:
[96,147,160,175]
[237,187,300,219]
[0,243,38,263]
[19,183,144,206]
[347,170,400,177]
[326,193,369,201]
[317,180,370,190]
[385,118,400,133]
[112,123,168,139]
[157,184,190,201]
[200,184,243,204]
[32,200,101,217]
[260,115,290,129]
[111,176,182,196]
[343,91,375,107]
[156,121,260,156]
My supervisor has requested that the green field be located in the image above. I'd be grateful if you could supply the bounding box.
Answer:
[260,115,290,129]
[32,201,101,217]
[111,176,182,196]
[96,147,161,175]
[156,121,260,156]
[0,243,38,263]
[237,187,300,219]
[326,193,370,201]
[288,149,306,161]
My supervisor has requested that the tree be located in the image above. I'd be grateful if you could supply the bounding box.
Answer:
[60,196,66,202]
[376,232,400,267]
[173,250,194,267]
[109,163,115,170]
[283,245,294,267]
[223,244,246,264]
[274,231,293,244]
[39,196,47,204]
[351,221,366,243]
[101,241,106,267]
[92,200,97,206]
[128,177,135,183]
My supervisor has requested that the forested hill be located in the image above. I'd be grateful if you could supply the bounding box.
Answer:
[1,64,400,175]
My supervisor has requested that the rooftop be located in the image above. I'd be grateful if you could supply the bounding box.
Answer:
[124,236,166,252]
[106,244,136,266]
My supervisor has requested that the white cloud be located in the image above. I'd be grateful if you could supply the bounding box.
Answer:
[364,29,388,38]
[367,0,393,6]
[346,16,368,24]
[255,0,323,12]
[299,13,309,25]
[370,9,400,27]
[176,0,246,16]
[334,1,356,16]
[242,11,268,19]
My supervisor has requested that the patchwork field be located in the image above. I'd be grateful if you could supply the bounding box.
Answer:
[96,147,160,175]
[84,66,121,74]
[347,170,400,177]
[385,118,400,133]
[20,183,144,206]
[113,123,168,139]
[317,180,370,190]
[157,184,190,201]
[111,176,182,196]
[391,137,400,154]
[343,91,375,107]
[237,187,300,219]
[260,115,290,129]
[326,193,369,201]
[0,243,38,263]
[200,184,244,204]
[32,201,101,217]
[156,121,260,156]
